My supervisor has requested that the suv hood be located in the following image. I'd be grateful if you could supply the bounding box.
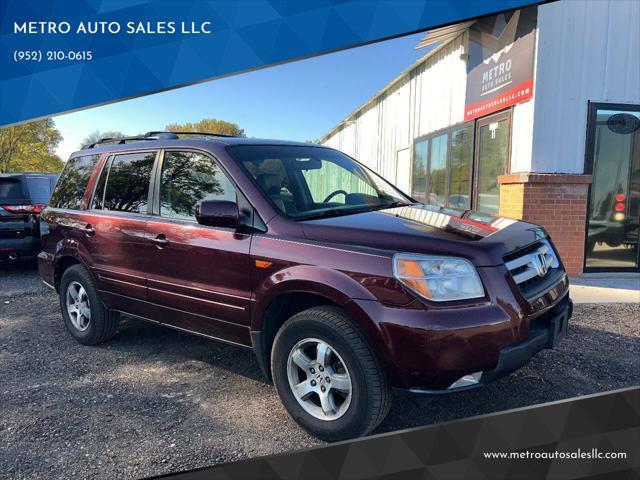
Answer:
[299,204,547,267]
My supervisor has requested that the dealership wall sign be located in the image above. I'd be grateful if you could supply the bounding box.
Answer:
[607,113,640,134]
[464,7,537,121]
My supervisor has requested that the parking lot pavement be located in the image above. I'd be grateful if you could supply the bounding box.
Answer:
[1,264,639,480]
[0,259,47,298]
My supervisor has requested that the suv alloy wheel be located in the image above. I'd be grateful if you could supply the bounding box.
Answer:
[271,306,391,441]
[65,281,92,331]
[59,264,120,345]
[286,337,353,421]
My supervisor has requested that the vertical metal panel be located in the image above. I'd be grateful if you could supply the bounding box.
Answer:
[416,36,467,137]
[511,99,535,173]
[396,147,411,192]
[532,0,640,173]
[322,32,468,186]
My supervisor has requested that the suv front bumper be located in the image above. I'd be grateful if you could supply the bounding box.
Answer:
[344,269,571,391]
[400,296,572,395]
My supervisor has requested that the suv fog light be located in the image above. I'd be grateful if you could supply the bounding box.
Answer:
[447,371,483,389]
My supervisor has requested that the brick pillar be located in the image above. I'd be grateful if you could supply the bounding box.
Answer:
[498,173,592,278]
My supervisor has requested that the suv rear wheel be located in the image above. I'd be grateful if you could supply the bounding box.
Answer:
[59,264,119,345]
[271,306,390,441]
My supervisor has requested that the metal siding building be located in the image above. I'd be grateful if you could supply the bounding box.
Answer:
[322,32,468,191]
[320,0,640,276]
[532,0,640,173]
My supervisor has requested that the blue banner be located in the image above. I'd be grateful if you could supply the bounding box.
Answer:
[0,0,546,126]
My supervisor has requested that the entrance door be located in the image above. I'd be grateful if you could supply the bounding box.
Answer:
[585,104,640,271]
[474,111,511,214]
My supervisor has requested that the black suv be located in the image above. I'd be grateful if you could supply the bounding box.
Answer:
[0,173,58,261]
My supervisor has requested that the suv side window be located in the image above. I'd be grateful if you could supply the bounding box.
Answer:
[49,154,100,209]
[91,156,112,210]
[103,152,155,214]
[159,151,236,221]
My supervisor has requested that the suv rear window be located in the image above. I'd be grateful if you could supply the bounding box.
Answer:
[103,152,156,214]
[49,155,100,209]
[25,176,54,204]
[0,178,25,202]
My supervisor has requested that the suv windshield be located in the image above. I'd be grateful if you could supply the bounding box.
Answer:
[228,145,413,219]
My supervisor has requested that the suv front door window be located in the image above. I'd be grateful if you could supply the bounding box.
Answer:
[159,150,237,221]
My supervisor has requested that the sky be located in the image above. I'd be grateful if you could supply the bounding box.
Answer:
[53,31,429,159]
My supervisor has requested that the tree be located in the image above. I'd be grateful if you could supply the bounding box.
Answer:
[165,119,245,137]
[80,130,125,149]
[0,119,63,173]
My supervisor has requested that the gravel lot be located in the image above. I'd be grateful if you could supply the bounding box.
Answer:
[1,261,639,479]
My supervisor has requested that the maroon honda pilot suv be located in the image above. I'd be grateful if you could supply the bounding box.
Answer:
[39,132,571,440]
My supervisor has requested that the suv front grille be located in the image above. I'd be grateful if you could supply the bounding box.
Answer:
[505,239,563,299]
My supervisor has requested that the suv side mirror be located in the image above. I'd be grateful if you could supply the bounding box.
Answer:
[195,200,240,228]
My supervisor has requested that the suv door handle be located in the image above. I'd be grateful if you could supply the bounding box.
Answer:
[80,224,95,236]
[150,234,170,248]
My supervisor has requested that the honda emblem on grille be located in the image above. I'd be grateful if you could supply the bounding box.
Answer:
[534,252,549,277]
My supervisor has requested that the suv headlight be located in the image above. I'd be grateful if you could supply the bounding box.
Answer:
[393,254,484,302]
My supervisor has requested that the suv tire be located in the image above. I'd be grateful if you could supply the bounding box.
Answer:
[271,306,391,441]
[59,264,119,345]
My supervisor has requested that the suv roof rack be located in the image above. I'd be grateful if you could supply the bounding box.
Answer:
[87,136,155,149]
[87,131,236,149]
[144,131,237,138]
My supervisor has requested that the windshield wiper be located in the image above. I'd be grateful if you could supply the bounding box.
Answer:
[295,201,413,221]
[370,201,414,211]
[295,205,374,221]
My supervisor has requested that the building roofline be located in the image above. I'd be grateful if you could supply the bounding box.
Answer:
[415,20,475,50]
[317,27,470,144]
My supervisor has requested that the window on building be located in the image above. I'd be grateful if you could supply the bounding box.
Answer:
[159,151,237,221]
[411,123,473,209]
[103,152,156,213]
[411,140,428,203]
[429,133,448,205]
[585,105,640,271]
[449,126,473,209]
